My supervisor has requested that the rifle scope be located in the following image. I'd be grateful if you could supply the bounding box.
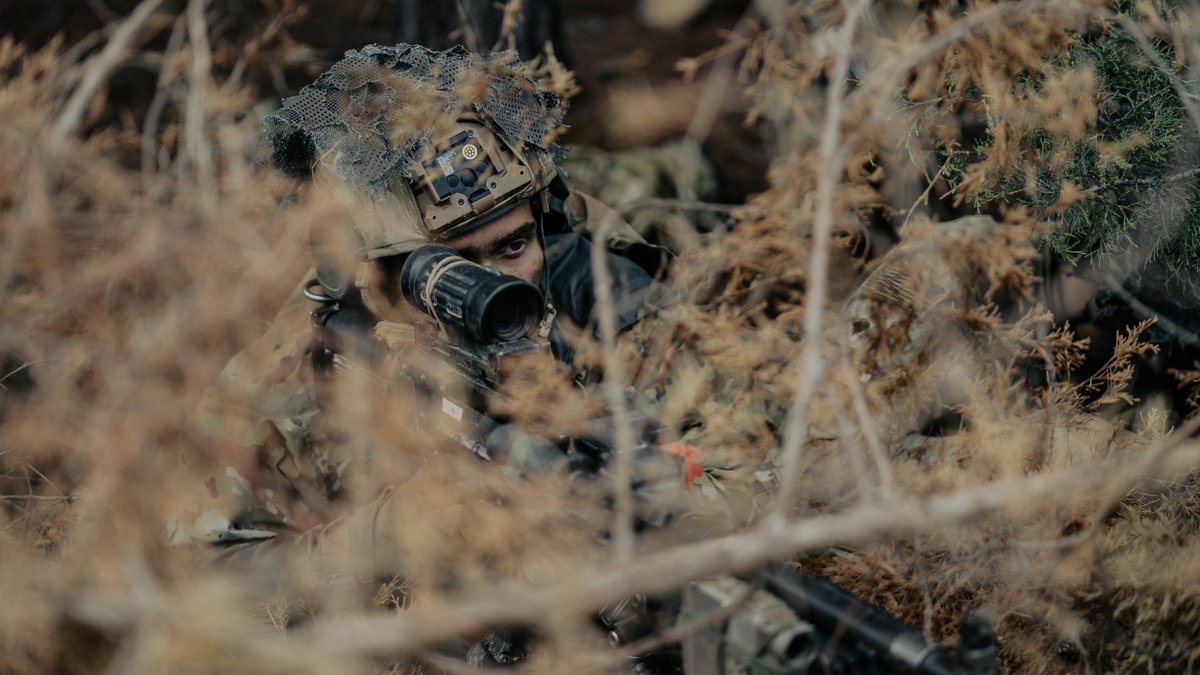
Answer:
[400,244,544,344]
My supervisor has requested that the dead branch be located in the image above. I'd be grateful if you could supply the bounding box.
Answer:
[182,0,215,197]
[843,357,895,498]
[590,207,639,564]
[49,0,168,144]
[771,0,873,524]
[491,0,523,54]
[141,17,187,176]
[312,425,1200,657]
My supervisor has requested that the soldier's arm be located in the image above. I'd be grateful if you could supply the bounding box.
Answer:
[167,272,329,546]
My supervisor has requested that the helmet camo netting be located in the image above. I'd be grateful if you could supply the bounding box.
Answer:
[265,43,566,192]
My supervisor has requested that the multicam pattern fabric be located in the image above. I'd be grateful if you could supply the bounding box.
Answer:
[170,276,333,545]
[561,140,723,252]
[169,191,680,546]
[177,168,1007,551]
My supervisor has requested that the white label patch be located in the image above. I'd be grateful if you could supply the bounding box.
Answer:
[436,150,456,176]
[442,398,464,422]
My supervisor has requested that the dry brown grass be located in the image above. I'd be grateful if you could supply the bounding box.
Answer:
[4,2,1200,674]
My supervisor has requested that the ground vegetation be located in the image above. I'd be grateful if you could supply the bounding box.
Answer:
[2,1,1200,673]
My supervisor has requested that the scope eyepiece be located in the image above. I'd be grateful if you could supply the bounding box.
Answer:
[399,244,545,344]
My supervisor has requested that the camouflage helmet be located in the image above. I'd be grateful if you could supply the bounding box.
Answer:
[265,44,565,299]
[406,113,557,243]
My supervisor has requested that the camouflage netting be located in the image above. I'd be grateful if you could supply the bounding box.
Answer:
[264,43,566,192]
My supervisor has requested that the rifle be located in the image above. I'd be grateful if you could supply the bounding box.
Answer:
[308,243,666,475]
[682,565,996,675]
[310,248,996,675]
[311,303,539,460]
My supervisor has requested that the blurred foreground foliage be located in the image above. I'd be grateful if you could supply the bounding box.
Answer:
[2,1,1200,674]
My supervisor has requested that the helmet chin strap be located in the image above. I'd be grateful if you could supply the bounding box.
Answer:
[532,189,562,340]
[537,304,557,339]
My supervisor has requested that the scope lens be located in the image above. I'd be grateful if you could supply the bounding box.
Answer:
[399,244,544,344]
[482,282,544,341]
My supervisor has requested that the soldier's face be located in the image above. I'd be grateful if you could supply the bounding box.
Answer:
[443,201,543,285]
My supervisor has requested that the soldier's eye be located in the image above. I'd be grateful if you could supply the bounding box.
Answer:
[499,238,527,259]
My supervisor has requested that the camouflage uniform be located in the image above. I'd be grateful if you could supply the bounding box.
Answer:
[171,275,329,544]
[561,140,723,253]
[168,191,672,548]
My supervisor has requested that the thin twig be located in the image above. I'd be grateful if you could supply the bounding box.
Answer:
[831,385,874,502]
[87,0,121,22]
[1097,273,1200,346]
[50,0,168,144]
[1002,410,1200,557]
[26,464,67,499]
[142,16,187,176]
[0,360,36,389]
[671,11,755,244]
[453,0,482,53]
[312,431,1200,657]
[843,357,894,497]
[226,4,297,88]
[491,0,523,54]
[60,31,108,74]
[1073,385,1200,543]
[677,29,757,83]
[769,0,873,528]
[899,151,958,230]
[683,12,755,144]
[182,0,216,199]
[912,536,935,644]
[589,209,639,564]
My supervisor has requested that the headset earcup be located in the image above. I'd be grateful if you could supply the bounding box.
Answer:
[539,172,571,236]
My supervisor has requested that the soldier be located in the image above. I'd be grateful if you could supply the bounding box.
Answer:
[166,46,697,670]
[169,43,674,552]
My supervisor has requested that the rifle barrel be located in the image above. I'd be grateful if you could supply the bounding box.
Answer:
[762,566,965,675]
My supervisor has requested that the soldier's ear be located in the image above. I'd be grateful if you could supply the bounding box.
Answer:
[538,171,571,236]
[548,169,571,200]
[267,126,317,179]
